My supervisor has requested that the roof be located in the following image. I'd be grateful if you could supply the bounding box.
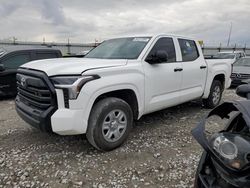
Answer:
[0,45,60,56]
[105,33,195,41]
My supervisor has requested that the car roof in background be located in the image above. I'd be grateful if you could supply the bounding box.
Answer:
[219,51,245,54]
[0,46,60,55]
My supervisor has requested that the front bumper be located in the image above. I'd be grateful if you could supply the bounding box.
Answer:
[16,96,56,132]
[15,68,89,135]
[16,94,88,135]
[51,108,87,135]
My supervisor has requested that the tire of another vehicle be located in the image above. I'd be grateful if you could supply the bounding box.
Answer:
[203,80,223,109]
[86,97,133,151]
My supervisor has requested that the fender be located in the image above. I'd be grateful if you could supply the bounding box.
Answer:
[70,82,144,133]
[203,70,226,98]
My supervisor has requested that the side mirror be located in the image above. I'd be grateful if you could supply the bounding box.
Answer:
[146,50,168,64]
[236,84,250,99]
[0,64,5,72]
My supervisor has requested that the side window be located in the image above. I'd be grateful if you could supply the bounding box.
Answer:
[2,53,31,69]
[147,37,176,63]
[36,52,58,60]
[178,39,199,61]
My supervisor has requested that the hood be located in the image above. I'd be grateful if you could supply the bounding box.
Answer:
[233,66,250,74]
[20,58,127,76]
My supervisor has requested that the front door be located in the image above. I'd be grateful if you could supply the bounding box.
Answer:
[143,37,183,114]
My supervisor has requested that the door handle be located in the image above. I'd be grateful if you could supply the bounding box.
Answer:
[174,68,183,72]
[200,66,207,69]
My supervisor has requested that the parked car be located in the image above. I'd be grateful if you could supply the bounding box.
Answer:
[206,51,246,64]
[0,47,62,97]
[231,57,250,86]
[15,34,231,151]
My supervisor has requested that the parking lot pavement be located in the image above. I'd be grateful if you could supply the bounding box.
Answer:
[0,89,242,188]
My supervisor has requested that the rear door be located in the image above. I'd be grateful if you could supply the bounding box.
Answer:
[177,38,207,102]
[143,37,183,114]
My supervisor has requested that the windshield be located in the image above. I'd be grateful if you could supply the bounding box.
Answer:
[213,53,236,59]
[234,58,250,67]
[85,37,151,59]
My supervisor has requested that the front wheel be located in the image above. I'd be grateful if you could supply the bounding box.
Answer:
[86,97,133,151]
[203,80,223,109]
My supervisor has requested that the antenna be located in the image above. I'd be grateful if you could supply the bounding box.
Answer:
[227,22,232,47]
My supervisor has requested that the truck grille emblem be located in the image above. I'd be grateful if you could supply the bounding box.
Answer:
[20,77,27,87]
[236,74,241,78]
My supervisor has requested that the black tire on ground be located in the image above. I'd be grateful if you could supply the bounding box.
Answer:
[86,97,133,151]
[203,80,223,109]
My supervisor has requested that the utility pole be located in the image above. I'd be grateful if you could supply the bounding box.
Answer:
[227,22,232,47]
[13,37,17,44]
[67,38,71,55]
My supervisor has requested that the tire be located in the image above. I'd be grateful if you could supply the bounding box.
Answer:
[203,80,223,109]
[86,97,133,151]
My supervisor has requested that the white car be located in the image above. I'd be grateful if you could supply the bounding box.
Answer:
[15,34,232,151]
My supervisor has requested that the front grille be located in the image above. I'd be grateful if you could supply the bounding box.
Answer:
[15,68,57,132]
[16,74,53,111]
[231,73,250,79]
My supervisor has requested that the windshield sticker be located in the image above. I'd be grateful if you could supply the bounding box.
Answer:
[133,38,150,42]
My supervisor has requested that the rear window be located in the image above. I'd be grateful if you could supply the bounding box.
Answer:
[2,53,31,69]
[178,39,199,61]
[36,52,58,60]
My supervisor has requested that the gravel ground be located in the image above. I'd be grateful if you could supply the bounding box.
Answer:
[0,89,243,188]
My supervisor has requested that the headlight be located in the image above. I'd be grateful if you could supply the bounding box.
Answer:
[213,135,238,160]
[50,75,100,99]
[210,133,250,170]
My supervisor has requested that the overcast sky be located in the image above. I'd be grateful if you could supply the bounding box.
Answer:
[0,0,249,46]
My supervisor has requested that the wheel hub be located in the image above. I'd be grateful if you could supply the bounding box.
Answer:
[111,121,118,129]
[212,86,221,105]
[102,109,127,142]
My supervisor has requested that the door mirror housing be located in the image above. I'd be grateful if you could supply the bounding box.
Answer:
[146,50,168,64]
[0,64,5,72]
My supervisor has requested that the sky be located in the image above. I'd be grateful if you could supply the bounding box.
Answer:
[0,0,249,46]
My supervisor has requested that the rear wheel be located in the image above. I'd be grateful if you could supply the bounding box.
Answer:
[204,80,223,108]
[86,97,133,151]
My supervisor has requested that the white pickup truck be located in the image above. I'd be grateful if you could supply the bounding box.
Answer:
[15,34,231,151]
